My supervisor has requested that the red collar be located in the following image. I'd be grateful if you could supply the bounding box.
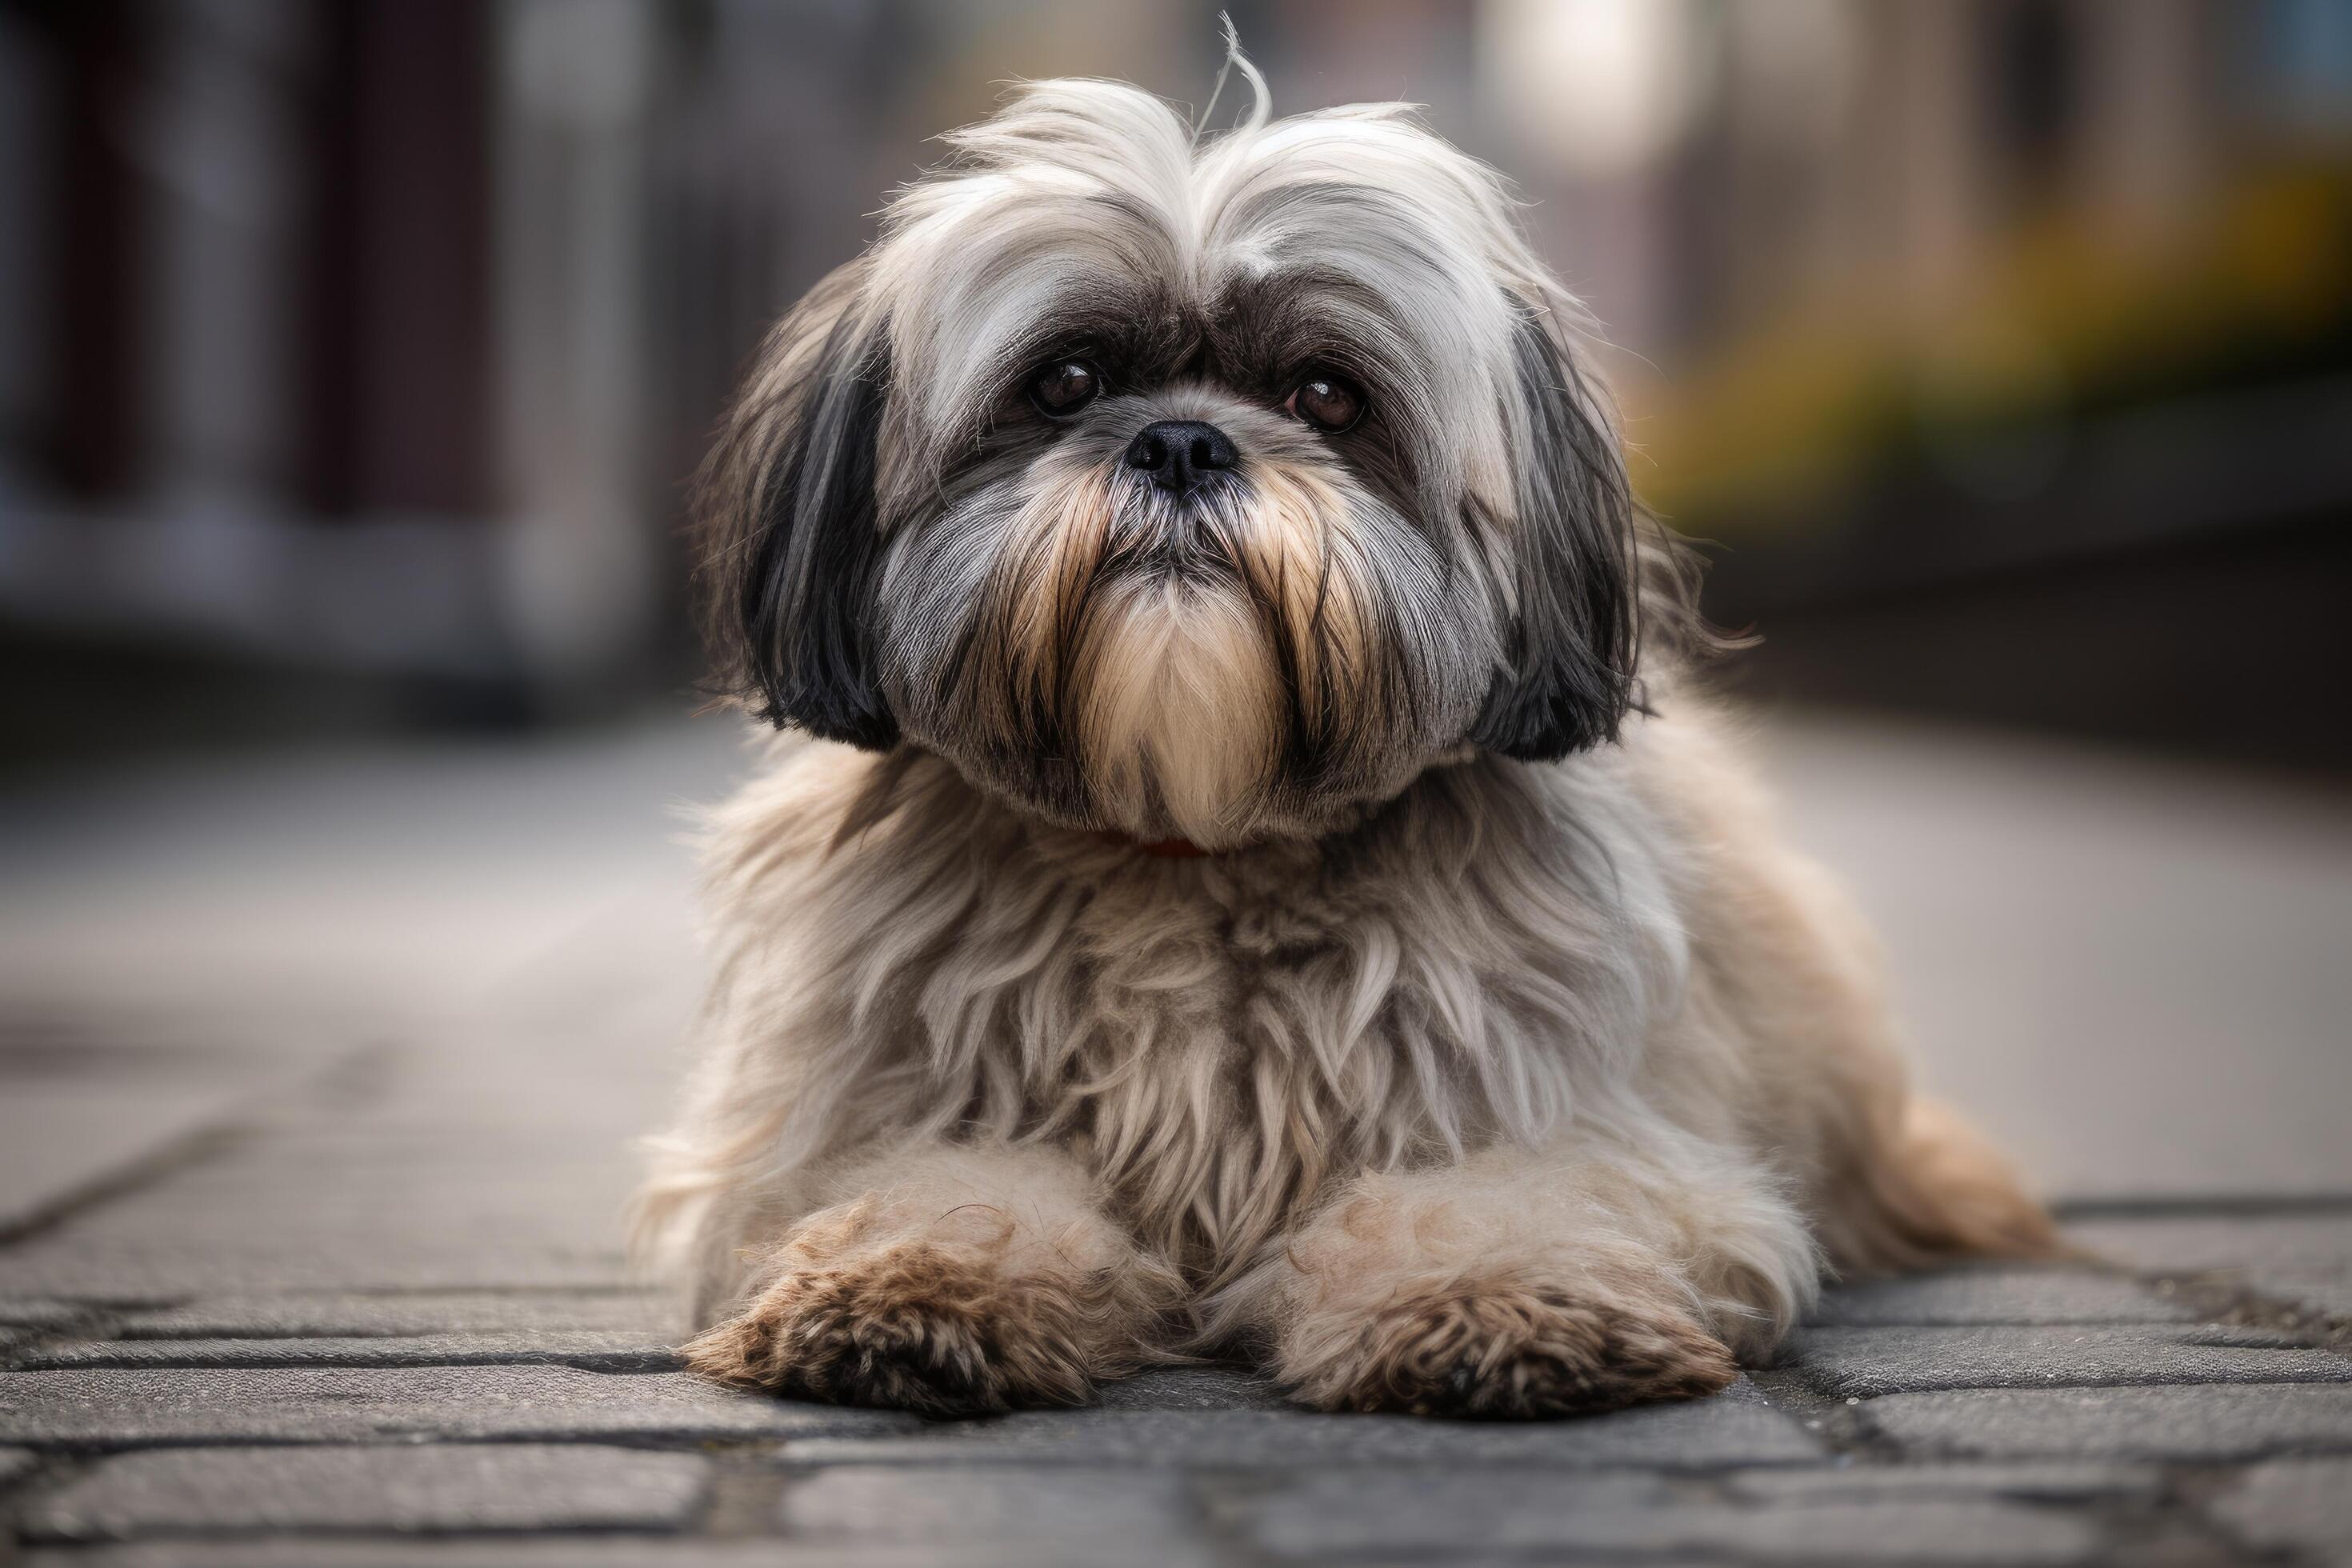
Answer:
[1092,830,1214,858]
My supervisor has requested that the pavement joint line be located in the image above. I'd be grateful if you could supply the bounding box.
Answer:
[0,1035,399,1253]
[1854,1382,2352,1467]
[2138,1270,2352,1353]
[0,1310,122,1361]
[0,1124,248,1251]
[1761,1397,2336,1554]
[1742,1368,1878,1458]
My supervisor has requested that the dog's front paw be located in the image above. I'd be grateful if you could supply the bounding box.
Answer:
[1280,1277,1736,1418]
[683,1242,1114,1416]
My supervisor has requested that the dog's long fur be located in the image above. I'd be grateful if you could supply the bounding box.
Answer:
[638,56,2053,1418]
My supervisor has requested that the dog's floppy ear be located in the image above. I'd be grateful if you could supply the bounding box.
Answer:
[1468,294,1640,762]
[696,260,898,749]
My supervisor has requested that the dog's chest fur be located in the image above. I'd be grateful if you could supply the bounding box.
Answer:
[718,743,1689,1283]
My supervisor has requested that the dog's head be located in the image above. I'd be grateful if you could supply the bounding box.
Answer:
[699,58,1661,847]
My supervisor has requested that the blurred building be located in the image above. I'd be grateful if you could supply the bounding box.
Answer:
[0,0,772,754]
[1520,0,2352,771]
[1,0,2346,770]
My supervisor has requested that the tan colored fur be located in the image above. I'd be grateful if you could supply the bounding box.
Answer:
[1626,703,2058,1274]
[646,695,2052,1415]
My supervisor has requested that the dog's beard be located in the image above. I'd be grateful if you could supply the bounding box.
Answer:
[886,438,1474,847]
[1074,575,1282,845]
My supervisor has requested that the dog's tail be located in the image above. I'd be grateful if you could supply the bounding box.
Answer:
[1825,1097,2065,1275]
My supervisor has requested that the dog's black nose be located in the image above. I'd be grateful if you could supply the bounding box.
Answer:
[1125,420,1237,496]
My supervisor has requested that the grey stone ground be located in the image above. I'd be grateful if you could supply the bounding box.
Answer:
[2,713,2350,1565]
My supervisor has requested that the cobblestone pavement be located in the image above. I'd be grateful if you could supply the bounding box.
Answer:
[2,714,2349,1565]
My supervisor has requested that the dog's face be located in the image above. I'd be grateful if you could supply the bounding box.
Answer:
[702,72,1642,848]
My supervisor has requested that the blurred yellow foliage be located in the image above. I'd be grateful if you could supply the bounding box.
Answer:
[1634,163,2352,531]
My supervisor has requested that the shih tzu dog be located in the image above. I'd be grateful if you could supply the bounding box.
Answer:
[638,49,2054,1419]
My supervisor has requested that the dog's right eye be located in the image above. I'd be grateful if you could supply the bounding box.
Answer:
[1028,361,1102,418]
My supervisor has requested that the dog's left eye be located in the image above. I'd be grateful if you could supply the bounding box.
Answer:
[1285,372,1366,434]
[1028,361,1102,418]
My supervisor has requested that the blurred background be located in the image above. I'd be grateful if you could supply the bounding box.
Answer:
[1,1,2349,1222]
[4,0,2349,767]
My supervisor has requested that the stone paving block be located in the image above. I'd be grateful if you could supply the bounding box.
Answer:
[118,1290,681,1340]
[16,1333,680,1373]
[2067,1212,2352,1318]
[786,1377,1821,1470]
[1721,1462,2162,1505]
[1092,1367,1289,1411]
[1859,1383,2352,1462]
[1782,1323,2352,1397]
[1211,1468,2106,1564]
[782,1467,1214,1566]
[20,1443,710,1542]
[0,1126,636,1301]
[2206,1454,2352,1566]
[1806,1266,2196,1328]
[0,1365,917,1446]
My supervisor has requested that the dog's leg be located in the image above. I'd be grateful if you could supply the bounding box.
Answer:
[1227,1129,1814,1418]
[682,1138,1178,1414]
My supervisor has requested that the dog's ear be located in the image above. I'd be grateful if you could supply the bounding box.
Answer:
[696,261,898,749]
[1468,294,1640,762]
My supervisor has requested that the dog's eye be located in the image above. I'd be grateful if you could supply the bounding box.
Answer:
[1028,360,1102,418]
[1285,372,1365,434]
